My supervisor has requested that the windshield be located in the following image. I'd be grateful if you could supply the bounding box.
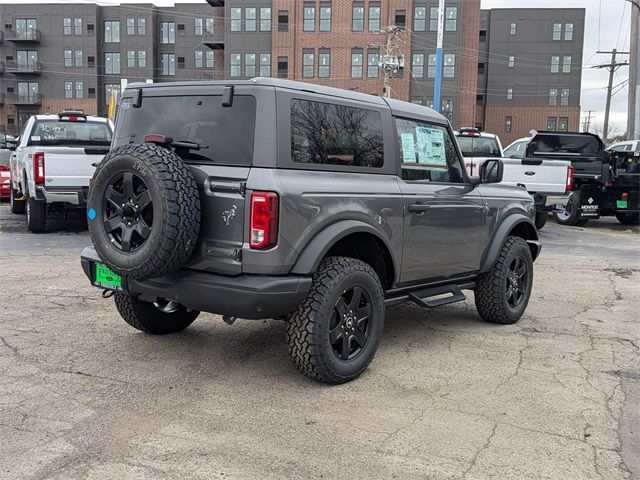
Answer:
[114,95,256,165]
[28,120,112,146]
[456,136,501,158]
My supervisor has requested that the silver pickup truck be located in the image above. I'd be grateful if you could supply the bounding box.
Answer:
[9,112,113,232]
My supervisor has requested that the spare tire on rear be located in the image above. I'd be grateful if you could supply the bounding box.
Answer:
[87,143,200,280]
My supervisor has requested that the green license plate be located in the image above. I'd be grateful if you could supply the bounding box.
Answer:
[94,263,122,290]
[616,200,628,209]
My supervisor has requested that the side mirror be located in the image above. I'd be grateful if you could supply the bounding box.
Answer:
[479,159,504,184]
[6,141,17,151]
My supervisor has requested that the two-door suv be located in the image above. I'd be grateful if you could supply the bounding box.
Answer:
[82,79,540,384]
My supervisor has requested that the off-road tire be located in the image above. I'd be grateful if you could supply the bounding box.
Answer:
[553,193,588,226]
[475,236,533,325]
[26,196,47,232]
[534,210,547,230]
[285,257,385,384]
[88,143,200,280]
[10,187,25,214]
[114,293,199,334]
[615,212,640,225]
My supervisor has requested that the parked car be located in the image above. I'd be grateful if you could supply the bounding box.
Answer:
[455,128,571,230]
[525,132,640,226]
[8,112,113,231]
[608,140,640,174]
[81,78,541,384]
[0,132,11,200]
[503,137,531,159]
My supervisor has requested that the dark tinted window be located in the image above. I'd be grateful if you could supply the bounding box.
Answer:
[114,95,256,165]
[290,99,384,168]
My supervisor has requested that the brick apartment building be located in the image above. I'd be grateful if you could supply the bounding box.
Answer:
[0,1,583,145]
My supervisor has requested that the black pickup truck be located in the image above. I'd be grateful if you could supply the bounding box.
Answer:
[524,132,640,226]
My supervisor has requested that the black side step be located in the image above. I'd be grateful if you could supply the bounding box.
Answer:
[407,284,466,308]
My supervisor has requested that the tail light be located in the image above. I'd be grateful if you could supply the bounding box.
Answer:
[33,152,45,184]
[250,191,278,250]
[565,165,574,192]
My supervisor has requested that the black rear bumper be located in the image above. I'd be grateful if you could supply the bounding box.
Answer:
[81,247,312,319]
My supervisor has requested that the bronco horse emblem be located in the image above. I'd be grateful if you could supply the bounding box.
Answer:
[222,205,237,226]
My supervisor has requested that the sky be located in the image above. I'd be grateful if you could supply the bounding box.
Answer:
[0,0,634,134]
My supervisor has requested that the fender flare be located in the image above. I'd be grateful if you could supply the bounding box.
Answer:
[291,219,397,281]
[479,214,540,273]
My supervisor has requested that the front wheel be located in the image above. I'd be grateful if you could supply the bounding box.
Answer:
[615,212,640,225]
[114,294,200,334]
[475,236,534,325]
[285,257,385,384]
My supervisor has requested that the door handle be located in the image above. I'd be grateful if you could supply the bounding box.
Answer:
[408,203,431,213]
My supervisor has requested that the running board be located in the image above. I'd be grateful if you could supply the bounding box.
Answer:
[408,285,466,308]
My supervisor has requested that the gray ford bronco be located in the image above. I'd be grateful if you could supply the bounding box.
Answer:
[81,78,540,384]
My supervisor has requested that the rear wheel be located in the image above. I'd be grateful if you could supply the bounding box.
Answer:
[114,293,199,334]
[553,193,588,226]
[615,212,640,225]
[285,257,385,384]
[10,186,25,214]
[26,195,47,233]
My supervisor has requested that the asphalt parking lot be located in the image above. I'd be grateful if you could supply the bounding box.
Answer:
[0,202,638,480]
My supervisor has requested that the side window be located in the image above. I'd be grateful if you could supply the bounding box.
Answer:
[290,99,384,168]
[395,117,464,183]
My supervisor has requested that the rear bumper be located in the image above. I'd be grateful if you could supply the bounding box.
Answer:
[80,247,312,320]
[36,186,89,206]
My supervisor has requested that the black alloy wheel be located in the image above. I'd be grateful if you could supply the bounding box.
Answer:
[329,286,372,361]
[102,172,153,253]
[505,255,528,310]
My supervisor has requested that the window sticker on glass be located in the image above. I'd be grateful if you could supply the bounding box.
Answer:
[415,127,446,166]
[31,136,41,142]
[400,133,416,162]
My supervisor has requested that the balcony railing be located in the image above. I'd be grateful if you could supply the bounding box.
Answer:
[5,61,42,74]
[6,93,42,105]
[4,29,41,42]
[202,29,224,49]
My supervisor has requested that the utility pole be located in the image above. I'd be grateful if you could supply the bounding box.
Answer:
[626,0,639,139]
[582,110,594,132]
[592,49,629,140]
[378,26,405,98]
[433,0,445,111]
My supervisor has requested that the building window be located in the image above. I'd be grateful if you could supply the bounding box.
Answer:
[74,18,82,35]
[353,3,364,31]
[177,56,185,70]
[427,54,436,77]
[63,18,71,35]
[445,6,457,31]
[127,50,136,67]
[414,7,426,32]
[443,54,455,77]
[205,17,214,35]
[230,8,242,31]
[547,117,557,131]
[318,50,330,78]
[105,83,120,104]
[410,98,424,105]
[88,87,96,99]
[206,50,214,68]
[138,18,146,35]
[304,4,315,31]
[478,62,485,75]
[65,81,73,99]
[559,117,569,132]
[195,50,203,68]
[549,88,558,106]
[395,10,406,27]
[88,56,95,67]
[505,116,512,132]
[367,50,379,77]
[429,7,438,31]
[138,51,146,68]
[75,49,83,67]
[476,94,484,106]
[352,50,363,77]
[302,49,314,77]
[562,56,572,73]
[105,52,121,74]
[560,88,570,106]
[160,22,175,44]
[245,53,256,77]
[230,53,241,77]
[64,49,72,67]
[369,3,381,31]
[277,56,288,78]
[161,53,175,75]
[411,53,424,78]
[245,8,256,31]
[260,53,271,76]
[565,23,573,41]
[553,23,562,41]
[506,88,513,100]
[195,18,203,36]
[16,50,38,70]
[319,4,331,32]
[76,81,83,99]
[104,20,120,43]
[551,56,560,73]
[510,23,516,35]
[260,8,271,31]
[177,23,185,36]
[127,18,135,35]
[508,56,515,68]
[278,11,289,32]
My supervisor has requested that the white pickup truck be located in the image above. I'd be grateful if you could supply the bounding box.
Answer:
[8,112,113,232]
[455,128,572,229]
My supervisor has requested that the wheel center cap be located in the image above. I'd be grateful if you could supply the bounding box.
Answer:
[122,204,136,219]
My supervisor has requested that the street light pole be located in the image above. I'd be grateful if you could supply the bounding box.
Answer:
[433,0,445,112]
[625,0,640,139]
